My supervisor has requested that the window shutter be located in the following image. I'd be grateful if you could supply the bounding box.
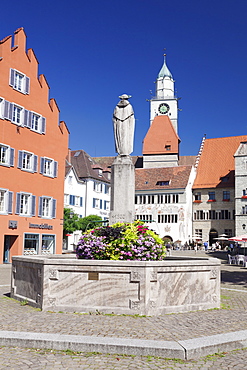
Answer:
[28,111,32,128]
[25,76,30,94]
[23,110,29,127]
[41,117,46,134]
[80,197,83,207]
[100,184,103,192]
[33,155,38,173]
[40,157,44,174]
[52,199,56,218]
[4,100,9,119]
[8,191,13,214]
[31,195,36,216]
[9,103,13,121]
[10,148,14,167]
[9,69,15,87]
[104,200,107,210]
[93,198,96,208]
[100,199,103,209]
[17,151,23,169]
[38,197,43,217]
[53,161,58,177]
[69,195,73,206]
[15,193,21,214]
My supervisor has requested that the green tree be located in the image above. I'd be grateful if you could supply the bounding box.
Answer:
[78,214,103,232]
[63,208,80,238]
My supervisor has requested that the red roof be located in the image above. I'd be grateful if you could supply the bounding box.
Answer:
[143,115,180,155]
[193,135,247,189]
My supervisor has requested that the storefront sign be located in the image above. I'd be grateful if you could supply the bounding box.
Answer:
[29,223,53,230]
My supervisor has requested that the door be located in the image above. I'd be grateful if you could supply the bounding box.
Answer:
[3,235,11,263]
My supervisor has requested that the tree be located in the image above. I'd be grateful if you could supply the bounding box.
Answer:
[63,208,80,238]
[78,214,103,232]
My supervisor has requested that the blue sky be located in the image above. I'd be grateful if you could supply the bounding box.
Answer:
[1,0,247,157]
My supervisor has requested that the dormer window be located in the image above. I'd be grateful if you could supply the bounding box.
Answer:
[165,145,171,151]
[156,180,170,186]
[98,169,102,177]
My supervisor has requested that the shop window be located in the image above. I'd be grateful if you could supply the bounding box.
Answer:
[42,235,55,255]
[24,234,39,255]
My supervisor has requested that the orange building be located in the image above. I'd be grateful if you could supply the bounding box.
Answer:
[0,28,69,263]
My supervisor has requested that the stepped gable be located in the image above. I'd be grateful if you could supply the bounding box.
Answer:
[193,135,247,189]
[71,150,110,183]
[143,115,180,155]
[135,165,192,190]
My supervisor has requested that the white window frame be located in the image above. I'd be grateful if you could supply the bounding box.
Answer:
[18,150,37,173]
[40,157,57,178]
[0,188,12,214]
[16,192,35,217]
[9,68,30,95]
[0,143,14,167]
[0,98,4,119]
[39,196,56,219]
[12,104,24,125]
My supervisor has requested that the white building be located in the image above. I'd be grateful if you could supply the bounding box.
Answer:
[64,150,111,250]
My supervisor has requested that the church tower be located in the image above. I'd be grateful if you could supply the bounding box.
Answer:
[143,54,180,168]
[150,54,178,133]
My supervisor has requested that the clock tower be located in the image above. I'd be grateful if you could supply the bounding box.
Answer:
[150,54,178,133]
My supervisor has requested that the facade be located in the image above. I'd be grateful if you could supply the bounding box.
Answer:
[135,165,196,243]
[0,28,69,263]
[192,136,247,245]
[234,141,247,235]
[64,150,111,250]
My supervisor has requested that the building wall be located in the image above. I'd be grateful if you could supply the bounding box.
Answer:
[192,188,235,244]
[0,29,69,263]
[234,142,247,235]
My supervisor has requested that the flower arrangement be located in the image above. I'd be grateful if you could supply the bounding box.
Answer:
[76,221,166,261]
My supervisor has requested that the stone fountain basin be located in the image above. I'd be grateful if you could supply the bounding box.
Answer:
[11,255,220,316]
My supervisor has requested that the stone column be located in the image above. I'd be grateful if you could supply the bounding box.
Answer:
[109,155,135,224]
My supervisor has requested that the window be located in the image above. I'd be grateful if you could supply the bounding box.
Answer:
[194,192,201,201]
[147,195,155,204]
[23,111,46,134]
[105,185,110,194]
[135,214,152,222]
[195,229,202,238]
[104,201,110,211]
[0,144,14,167]
[93,198,102,209]
[208,191,215,201]
[158,214,178,223]
[18,150,38,173]
[16,192,36,216]
[38,197,56,218]
[15,193,36,216]
[242,206,247,215]
[165,145,171,151]
[9,68,30,94]
[94,182,103,192]
[157,194,163,204]
[24,234,39,255]
[69,195,83,207]
[223,191,230,201]
[42,235,55,254]
[12,104,23,125]
[156,180,170,186]
[40,157,57,177]
[0,189,13,214]
[224,229,233,237]
[0,98,4,119]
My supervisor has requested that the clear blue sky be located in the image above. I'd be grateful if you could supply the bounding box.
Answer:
[1,0,247,157]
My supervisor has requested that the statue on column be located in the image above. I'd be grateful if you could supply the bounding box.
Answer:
[113,94,135,156]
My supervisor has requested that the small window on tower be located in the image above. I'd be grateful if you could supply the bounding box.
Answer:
[165,145,171,151]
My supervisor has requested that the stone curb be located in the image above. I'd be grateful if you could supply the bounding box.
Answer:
[1,330,247,360]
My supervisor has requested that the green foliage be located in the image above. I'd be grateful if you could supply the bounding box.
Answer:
[77,214,103,232]
[63,208,80,236]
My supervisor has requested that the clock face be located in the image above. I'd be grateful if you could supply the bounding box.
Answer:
[158,103,170,114]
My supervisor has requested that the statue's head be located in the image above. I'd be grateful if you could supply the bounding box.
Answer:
[119,94,131,100]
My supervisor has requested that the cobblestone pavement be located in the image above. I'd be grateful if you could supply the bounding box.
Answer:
[0,251,247,368]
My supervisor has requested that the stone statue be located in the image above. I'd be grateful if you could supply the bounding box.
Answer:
[113,94,135,156]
